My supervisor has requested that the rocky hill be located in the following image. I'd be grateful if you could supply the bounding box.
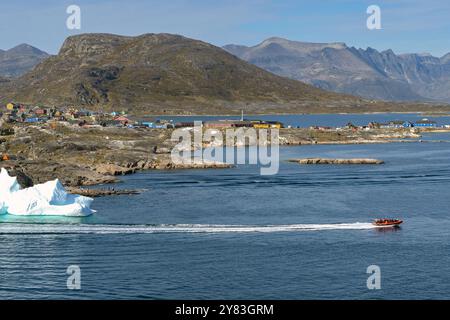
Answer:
[0,33,367,115]
[224,37,450,103]
[0,44,50,78]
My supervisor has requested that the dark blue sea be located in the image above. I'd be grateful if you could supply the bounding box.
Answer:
[1,114,450,299]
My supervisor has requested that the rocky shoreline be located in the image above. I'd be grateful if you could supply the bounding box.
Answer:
[288,158,385,165]
[0,122,433,191]
[66,187,144,197]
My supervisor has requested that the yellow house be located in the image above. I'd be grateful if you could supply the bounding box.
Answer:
[253,123,270,129]
[253,122,283,129]
[6,103,14,111]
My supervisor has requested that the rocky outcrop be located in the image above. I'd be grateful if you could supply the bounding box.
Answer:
[66,187,142,197]
[0,164,34,187]
[95,164,135,176]
[1,160,118,187]
[161,160,233,170]
[152,146,171,154]
[279,128,420,145]
[289,158,384,165]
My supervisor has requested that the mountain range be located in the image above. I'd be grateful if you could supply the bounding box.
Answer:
[224,37,450,103]
[0,44,50,78]
[0,33,448,115]
[0,33,365,115]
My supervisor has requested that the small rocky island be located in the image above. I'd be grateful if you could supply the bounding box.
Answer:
[288,158,385,165]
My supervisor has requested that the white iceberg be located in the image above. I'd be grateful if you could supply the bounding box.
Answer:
[0,168,95,216]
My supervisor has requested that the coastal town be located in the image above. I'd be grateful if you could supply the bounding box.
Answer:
[0,102,447,131]
[0,102,285,129]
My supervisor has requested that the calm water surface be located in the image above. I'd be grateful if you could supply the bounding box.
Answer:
[155,112,450,128]
[1,116,450,299]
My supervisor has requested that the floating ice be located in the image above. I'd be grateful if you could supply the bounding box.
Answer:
[0,168,94,216]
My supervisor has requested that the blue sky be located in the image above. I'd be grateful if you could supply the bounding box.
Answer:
[1,0,449,56]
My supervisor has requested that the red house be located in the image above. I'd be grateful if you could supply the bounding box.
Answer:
[114,116,130,125]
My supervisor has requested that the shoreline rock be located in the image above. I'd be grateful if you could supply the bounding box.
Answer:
[95,164,135,176]
[289,158,385,165]
[67,187,143,197]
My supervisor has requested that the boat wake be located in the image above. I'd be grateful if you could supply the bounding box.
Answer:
[0,222,376,235]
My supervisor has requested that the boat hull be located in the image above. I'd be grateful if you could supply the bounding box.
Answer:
[373,223,402,228]
[372,220,403,227]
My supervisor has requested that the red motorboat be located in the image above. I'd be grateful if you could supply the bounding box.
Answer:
[372,218,403,227]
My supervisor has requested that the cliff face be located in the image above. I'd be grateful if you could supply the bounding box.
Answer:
[224,37,450,103]
[0,33,358,114]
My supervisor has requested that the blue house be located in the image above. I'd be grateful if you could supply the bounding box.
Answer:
[142,122,155,128]
[415,119,437,127]
[402,121,414,128]
[25,117,40,123]
[141,121,174,129]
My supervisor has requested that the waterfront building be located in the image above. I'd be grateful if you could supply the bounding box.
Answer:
[415,119,437,127]
[380,120,414,128]
[253,121,284,129]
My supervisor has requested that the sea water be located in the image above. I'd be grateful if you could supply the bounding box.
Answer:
[1,127,450,299]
